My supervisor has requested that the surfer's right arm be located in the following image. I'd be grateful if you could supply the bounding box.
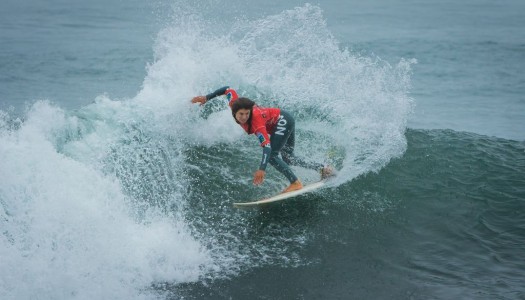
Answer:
[191,86,230,105]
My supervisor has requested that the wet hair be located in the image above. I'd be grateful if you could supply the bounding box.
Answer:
[231,97,256,126]
[231,97,255,114]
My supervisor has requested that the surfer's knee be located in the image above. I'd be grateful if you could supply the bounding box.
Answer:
[283,150,300,166]
[268,153,280,166]
[281,152,292,165]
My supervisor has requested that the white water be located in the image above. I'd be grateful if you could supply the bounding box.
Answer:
[0,4,413,299]
[0,101,211,299]
[142,4,414,182]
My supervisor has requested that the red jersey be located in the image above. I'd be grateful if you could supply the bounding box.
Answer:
[240,106,281,147]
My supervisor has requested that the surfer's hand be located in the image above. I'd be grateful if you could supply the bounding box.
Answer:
[253,170,265,185]
[191,96,207,105]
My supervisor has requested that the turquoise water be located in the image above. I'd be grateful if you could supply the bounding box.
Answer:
[1,0,524,299]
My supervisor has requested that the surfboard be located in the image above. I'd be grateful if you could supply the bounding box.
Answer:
[233,180,326,208]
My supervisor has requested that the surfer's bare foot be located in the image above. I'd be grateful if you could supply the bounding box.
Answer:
[320,165,335,180]
[282,180,303,193]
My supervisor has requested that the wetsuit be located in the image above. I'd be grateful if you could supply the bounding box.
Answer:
[205,86,323,183]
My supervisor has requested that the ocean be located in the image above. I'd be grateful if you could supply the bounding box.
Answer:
[1,0,524,299]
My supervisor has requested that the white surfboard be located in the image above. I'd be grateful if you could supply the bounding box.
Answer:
[233,180,326,208]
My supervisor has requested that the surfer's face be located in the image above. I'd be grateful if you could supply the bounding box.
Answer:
[235,108,250,124]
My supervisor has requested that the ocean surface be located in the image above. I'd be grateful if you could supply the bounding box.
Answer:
[1,0,524,299]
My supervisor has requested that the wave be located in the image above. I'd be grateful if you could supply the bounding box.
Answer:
[173,128,525,299]
[0,4,414,299]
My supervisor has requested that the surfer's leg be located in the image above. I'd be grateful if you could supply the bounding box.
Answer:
[269,154,298,183]
[278,111,324,171]
[269,112,300,186]
[281,131,324,170]
[269,153,303,193]
[281,133,332,179]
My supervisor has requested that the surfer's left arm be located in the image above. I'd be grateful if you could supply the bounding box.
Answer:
[253,129,272,185]
[253,144,271,185]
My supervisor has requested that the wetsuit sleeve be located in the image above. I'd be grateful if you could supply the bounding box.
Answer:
[254,127,272,170]
[205,86,229,101]
[259,144,271,171]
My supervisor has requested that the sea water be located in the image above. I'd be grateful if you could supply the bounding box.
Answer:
[1,0,524,299]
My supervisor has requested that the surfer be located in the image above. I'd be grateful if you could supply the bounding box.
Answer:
[191,86,333,193]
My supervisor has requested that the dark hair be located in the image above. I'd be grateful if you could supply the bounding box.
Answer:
[232,97,255,121]
[231,97,256,126]
[231,97,255,114]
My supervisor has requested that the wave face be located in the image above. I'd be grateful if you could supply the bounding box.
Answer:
[0,4,414,299]
[173,129,525,299]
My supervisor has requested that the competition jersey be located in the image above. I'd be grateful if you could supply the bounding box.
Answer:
[240,106,281,147]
